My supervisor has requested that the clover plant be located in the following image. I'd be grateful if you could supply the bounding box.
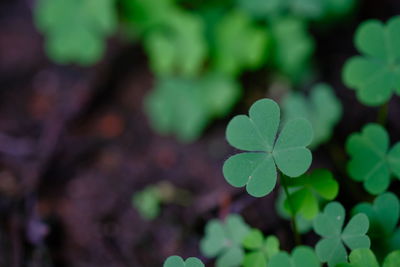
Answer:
[336,248,400,267]
[268,246,320,267]
[163,256,204,267]
[34,0,117,65]
[145,74,240,141]
[352,193,400,258]
[242,229,280,267]
[346,124,400,194]
[270,17,315,83]
[343,16,400,106]
[223,99,313,197]
[276,190,314,234]
[200,214,250,267]
[313,202,370,266]
[282,83,342,148]
[282,169,339,220]
[213,10,269,76]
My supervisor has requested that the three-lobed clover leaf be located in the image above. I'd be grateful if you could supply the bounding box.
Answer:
[163,256,204,267]
[313,202,370,267]
[268,246,320,267]
[200,214,250,267]
[34,0,117,65]
[223,98,313,197]
[145,74,240,142]
[343,16,400,106]
[336,248,400,267]
[282,83,343,148]
[283,169,339,220]
[213,11,269,76]
[346,123,400,194]
[352,192,400,258]
[242,229,280,267]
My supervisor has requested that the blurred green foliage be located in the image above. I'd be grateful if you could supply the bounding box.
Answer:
[282,83,342,148]
[33,0,356,142]
[34,0,117,65]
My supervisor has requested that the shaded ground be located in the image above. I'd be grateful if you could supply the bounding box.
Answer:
[1,0,400,266]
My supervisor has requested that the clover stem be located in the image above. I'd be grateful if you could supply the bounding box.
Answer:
[377,102,389,126]
[280,172,301,245]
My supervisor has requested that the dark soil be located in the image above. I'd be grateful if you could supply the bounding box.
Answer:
[1,0,400,266]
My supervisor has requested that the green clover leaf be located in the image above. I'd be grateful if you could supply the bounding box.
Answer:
[283,169,339,220]
[313,202,370,267]
[132,186,161,220]
[343,16,400,106]
[346,123,400,194]
[269,246,320,267]
[163,256,204,267]
[242,229,280,267]
[200,214,250,267]
[352,193,400,258]
[223,98,313,197]
[213,10,269,76]
[336,249,400,267]
[145,74,240,142]
[282,83,343,148]
[144,10,207,77]
[237,0,355,20]
[34,0,117,65]
[276,189,313,233]
[270,17,315,83]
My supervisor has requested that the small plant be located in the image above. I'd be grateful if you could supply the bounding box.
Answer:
[242,230,280,267]
[282,83,342,148]
[346,124,400,194]
[352,193,400,258]
[282,169,339,220]
[200,214,250,267]
[268,246,320,267]
[313,202,370,266]
[163,256,204,267]
[343,16,400,106]
[336,248,400,267]
[34,0,117,65]
[223,99,313,197]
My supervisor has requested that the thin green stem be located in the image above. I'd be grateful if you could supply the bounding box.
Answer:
[377,102,389,126]
[280,172,301,245]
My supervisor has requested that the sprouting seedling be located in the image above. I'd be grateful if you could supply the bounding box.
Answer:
[282,169,339,220]
[242,229,280,267]
[313,202,370,267]
[34,0,117,65]
[163,256,204,267]
[336,248,400,267]
[200,214,250,267]
[145,74,240,142]
[223,98,313,197]
[268,246,320,267]
[346,123,400,194]
[213,10,269,76]
[343,16,400,106]
[352,192,400,258]
[282,83,343,148]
